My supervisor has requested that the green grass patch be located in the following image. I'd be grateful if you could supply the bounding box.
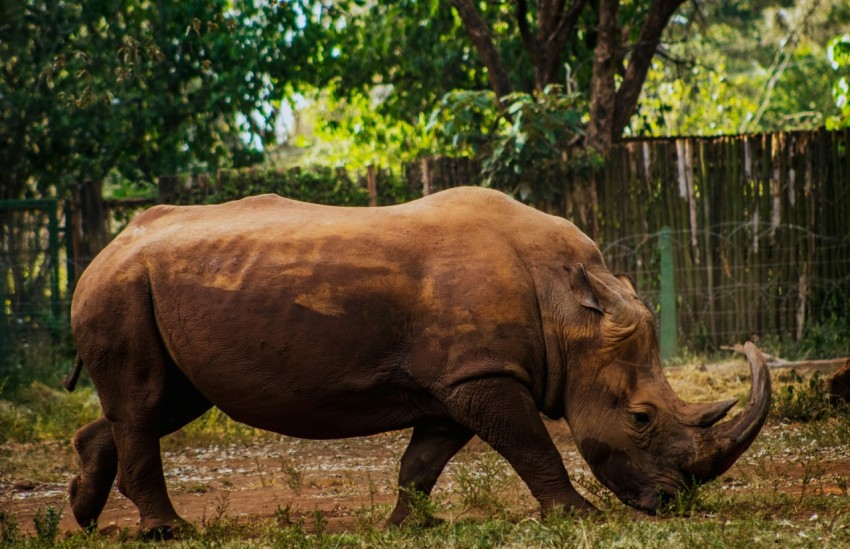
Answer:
[0,383,100,443]
[2,506,850,548]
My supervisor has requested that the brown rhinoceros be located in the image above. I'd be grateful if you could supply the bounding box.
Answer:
[66,186,771,536]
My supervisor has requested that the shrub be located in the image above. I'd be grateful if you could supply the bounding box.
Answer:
[771,371,845,422]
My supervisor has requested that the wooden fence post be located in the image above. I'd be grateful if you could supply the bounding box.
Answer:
[421,158,431,196]
[366,166,378,206]
[70,180,109,281]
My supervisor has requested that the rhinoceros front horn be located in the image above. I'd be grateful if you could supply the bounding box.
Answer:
[688,342,772,482]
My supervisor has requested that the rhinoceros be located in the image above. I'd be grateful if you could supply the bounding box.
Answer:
[66,186,770,535]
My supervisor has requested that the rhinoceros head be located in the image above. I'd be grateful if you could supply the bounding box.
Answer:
[563,264,771,513]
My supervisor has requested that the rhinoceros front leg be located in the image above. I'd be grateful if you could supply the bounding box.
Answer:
[387,420,473,526]
[444,377,595,516]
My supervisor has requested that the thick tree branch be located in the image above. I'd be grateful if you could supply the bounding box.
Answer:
[612,0,686,136]
[450,0,514,102]
[537,0,589,90]
[516,0,540,89]
[545,0,587,46]
[516,0,534,51]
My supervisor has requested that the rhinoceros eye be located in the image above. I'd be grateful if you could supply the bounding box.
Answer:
[632,411,651,425]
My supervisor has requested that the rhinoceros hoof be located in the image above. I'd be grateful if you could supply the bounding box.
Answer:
[541,499,598,520]
[388,513,445,530]
[68,475,99,530]
[137,520,194,541]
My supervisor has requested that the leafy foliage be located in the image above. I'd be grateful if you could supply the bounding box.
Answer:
[0,511,20,547]
[32,506,61,546]
[759,316,850,362]
[771,371,845,423]
[307,0,488,123]
[215,167,370,206]
[291,91,439,172]
[430,86,597,201]
[634,0,850,136]
[0,1,310,200]
[0,383,100,443]
[826,34,850,129]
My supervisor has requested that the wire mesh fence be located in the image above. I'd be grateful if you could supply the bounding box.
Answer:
[601,225,850,350]
[0,199,71,391]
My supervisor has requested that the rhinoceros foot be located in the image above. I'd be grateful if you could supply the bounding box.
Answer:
[69,474,110,531]
[137,519,194,541]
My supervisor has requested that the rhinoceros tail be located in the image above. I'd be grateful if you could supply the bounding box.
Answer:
[63,354,84,392]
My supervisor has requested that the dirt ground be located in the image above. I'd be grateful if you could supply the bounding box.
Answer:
[3,360,849,538]
[1,424,567,536]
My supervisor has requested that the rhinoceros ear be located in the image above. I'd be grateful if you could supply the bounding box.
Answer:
[567,263,603,313]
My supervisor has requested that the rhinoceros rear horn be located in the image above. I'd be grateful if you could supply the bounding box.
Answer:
[680,398,738,428]
[689,342,772,481]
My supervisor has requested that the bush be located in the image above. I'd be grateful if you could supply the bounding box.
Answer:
[162,165,417,207]
[0,383,100,443]
[215,166,372,206]
[771,370,846,422]
[759,316,850,361]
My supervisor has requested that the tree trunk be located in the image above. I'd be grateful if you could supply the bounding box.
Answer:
[452,0,687,154]
[586,0,619,154]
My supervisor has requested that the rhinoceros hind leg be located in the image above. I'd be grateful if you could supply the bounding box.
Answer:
[445,377,596,516]
[387,420,473,527]
[69,416,117,529]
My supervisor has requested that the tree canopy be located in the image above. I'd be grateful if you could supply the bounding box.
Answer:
[0,0,309,200]
[3,0,848,201]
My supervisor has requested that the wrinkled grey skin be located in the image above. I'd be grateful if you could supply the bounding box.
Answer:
[65,187,771,537]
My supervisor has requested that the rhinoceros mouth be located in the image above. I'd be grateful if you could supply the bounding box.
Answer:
[626,488,676,514]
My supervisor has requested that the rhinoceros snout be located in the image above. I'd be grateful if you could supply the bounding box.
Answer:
[628,484,680,515]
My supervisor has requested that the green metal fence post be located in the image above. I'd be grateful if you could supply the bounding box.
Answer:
[0,250,6,371]
[659,226,677,363]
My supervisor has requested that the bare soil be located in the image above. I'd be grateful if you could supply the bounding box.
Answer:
[3,359,849,538]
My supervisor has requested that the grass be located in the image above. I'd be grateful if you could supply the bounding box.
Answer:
[3,352,850,547]
[2,503,850,548]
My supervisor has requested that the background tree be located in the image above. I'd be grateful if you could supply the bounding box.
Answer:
[0,0,310,201]
[634,0,850,135]
[449,0,686,153]
[275,0,691,194]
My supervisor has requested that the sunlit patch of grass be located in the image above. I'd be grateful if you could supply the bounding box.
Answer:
[162,407,279,450]
[0,383,100,443]
[665,359,754,406]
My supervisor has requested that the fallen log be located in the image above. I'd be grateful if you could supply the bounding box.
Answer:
[720,344,848,373]
[721,344,850,403]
